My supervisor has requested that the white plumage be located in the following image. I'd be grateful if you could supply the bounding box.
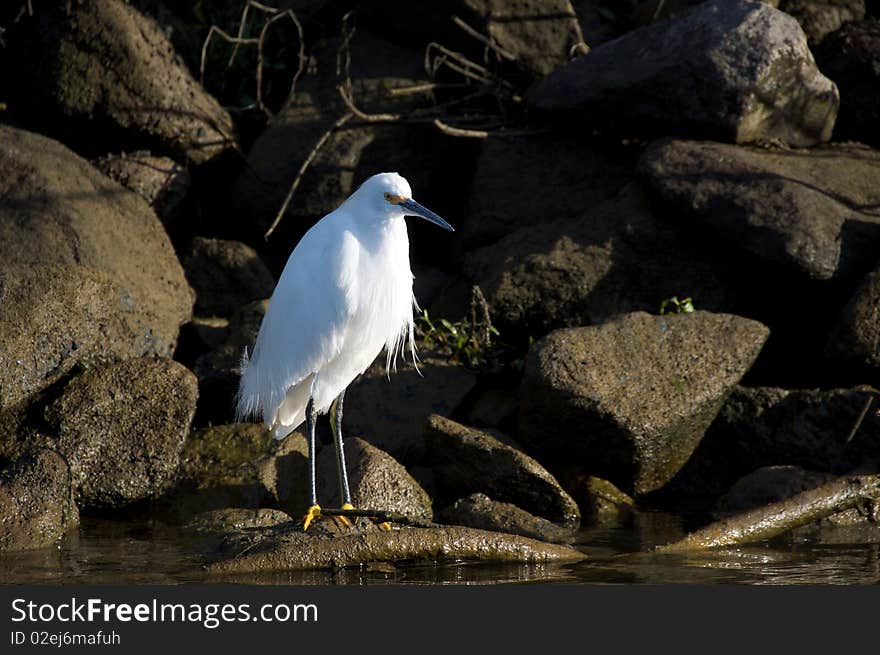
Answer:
[236,172,451,440]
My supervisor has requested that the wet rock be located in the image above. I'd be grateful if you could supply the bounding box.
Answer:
[208,523,586,573]
[558,472,636,524]
[0,126,194,411]
[438,493,576,543]
[44,357,199,510]
[464,184,727,337]
[520,311,770,495]
[425,415,580,525]
[0,449,79,552]
[363,0,584,80]
[815,19,880,146]
[184,238,275,317]
[639,139,880,281]
[461,134,635,250]
[159,423,274,519]
[826,264,880,374]
[6,0,236,164]
[343,352,477,465]
[184,508,292,536]
[231,30,432,232]
[715,465,836,515]
[528,0,839,146]
[315,438,433,524]
[780,0,865,44]
[665,385,880,498]
[93,152,190,226]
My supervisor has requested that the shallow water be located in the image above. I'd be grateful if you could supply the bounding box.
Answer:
[2,514,878,585]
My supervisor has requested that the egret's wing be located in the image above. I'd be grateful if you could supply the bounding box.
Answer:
[236,217,359,425]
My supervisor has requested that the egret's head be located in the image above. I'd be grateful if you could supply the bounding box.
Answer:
[356,172,454,231]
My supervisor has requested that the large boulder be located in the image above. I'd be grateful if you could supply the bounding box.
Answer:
[780,0,865,44]
[437,493,576,543]
[815,19,880,147]
[639,139,880,281]
[528,0,839,146]
[5,0,236,164]
[425,415,580,525]
[826,264,880,376]
[0,449,79,552]
[464,184,728,338]
[41,357,199,509]
[520,311,770,494]
[0,126,194,411]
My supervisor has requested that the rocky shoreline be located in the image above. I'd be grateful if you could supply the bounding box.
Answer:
[1,0,879,574]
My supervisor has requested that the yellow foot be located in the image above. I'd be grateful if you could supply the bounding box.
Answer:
[379,521,392,532]
[303,504,321,532]
[334,502,356,528]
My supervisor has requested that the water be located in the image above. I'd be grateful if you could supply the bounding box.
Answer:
[2,515,878,585]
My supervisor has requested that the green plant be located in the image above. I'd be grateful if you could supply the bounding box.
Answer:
[659,296,695,315]
[416,286,499,368]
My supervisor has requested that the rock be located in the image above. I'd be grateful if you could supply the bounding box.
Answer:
[231,30,433,232]
[780,0,865,44]
[184,238,275,317]
[6,0,236,164]
[665,385,880,497]
[826,264,880,374]
[257,432,309,516]
[208,523,586,573]
[639,139,880,281]
[558,471,636,524]
[425,415,580,525]
[343,352,477,465]
[815,19,880,146]
[461,134,635,250]
[43,357,199,510]
[93,152,190,226]
[464,184,727,338]
[520,311,770,495]
[363,0,584,80]
[0,449,79,552]
[0,126,194,411]
[438,493,576,543]
[158,423,274,519]
[315,438,433,524]
[183,508,292,536]
[528,0,839,146]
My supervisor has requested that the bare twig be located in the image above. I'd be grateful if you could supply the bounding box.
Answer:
[846,393,875,445]
[451,15,516,61]
[263,113,353,240]
[432,118,488,138]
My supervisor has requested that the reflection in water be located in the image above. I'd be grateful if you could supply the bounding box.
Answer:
[0,516,878,585]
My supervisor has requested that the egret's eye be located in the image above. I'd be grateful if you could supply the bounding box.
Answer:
[383,192,392,202]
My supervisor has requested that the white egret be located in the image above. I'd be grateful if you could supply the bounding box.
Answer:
[236,172,454,530]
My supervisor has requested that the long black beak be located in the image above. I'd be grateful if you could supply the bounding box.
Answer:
[399,198,455,231]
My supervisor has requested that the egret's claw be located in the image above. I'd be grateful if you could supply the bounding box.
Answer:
[379,521,392,532]
[333,502,355,528]
[303,504,321,531]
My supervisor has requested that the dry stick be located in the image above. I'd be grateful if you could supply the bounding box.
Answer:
[255,9,306,117]
[226,0,280,70]
[846,393,875,445]
[263,112,353,240]
[200,26,259,86]
[451,15,516,61]
[656,474,880,553]
[320,507,434,528]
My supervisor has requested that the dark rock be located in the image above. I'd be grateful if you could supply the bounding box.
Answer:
[520,311,770,495]
[315,438,433,524]
[363,0,584,80]
[438,493,576,543]
[184,508,292,536]
[0,126,194,411]
[464,184,727,338]
[558,471,636,524]
[0,449,79,552]
[664,385,880,498]
[639,139,880,281]
[208,523,586,573]
[826,264,880,375]
[257,432,309,516]
[815,19,880,146]
[343,351,477,465]
[780,0,865,44]
[43,357,199,510]
[158,423,274,519]
[461,134,635,250]
[184,238,275,317]
[93,152,191,226]
[425,415,580,525]
[528,0,839,146]
[6,0,236,164]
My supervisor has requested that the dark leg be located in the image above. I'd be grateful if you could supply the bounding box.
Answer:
[303,398,320,530]
[330,389,353,507]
